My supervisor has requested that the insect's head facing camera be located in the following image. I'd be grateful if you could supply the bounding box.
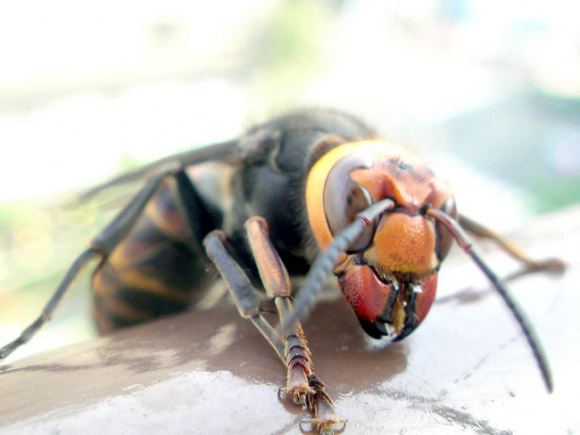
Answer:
[305,141,457,340]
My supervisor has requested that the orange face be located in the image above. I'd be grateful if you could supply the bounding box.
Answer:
[306,141,456,340]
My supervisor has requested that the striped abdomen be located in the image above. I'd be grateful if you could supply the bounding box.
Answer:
[91,177,215,333]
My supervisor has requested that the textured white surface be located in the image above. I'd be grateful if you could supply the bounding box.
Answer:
[0,206,578,434]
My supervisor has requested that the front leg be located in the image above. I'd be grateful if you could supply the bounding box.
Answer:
[245,217,346,433]
[203,218,346,434]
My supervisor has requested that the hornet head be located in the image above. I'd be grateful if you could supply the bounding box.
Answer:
[305,141,457,340]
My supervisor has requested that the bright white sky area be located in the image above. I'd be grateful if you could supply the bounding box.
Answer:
[0,0,578,221]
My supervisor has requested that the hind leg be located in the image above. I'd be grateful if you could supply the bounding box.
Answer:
[1,168,176,361]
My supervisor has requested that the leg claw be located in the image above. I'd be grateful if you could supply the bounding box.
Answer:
[278,386,313,406]
[299,417,347,435]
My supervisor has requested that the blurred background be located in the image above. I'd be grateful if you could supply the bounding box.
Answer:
[1,0,579,361]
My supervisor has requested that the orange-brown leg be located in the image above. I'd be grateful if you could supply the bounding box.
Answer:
[459,214,565,276]
[245,217,346,434]
[203,218,346,434]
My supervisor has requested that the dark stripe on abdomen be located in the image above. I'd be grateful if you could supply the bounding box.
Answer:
[116,287,190,317]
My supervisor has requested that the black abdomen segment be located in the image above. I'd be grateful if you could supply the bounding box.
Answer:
[91,177,215,333]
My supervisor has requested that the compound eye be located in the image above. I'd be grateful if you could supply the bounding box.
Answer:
[435,196,458,260]
[323,154,374,252]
